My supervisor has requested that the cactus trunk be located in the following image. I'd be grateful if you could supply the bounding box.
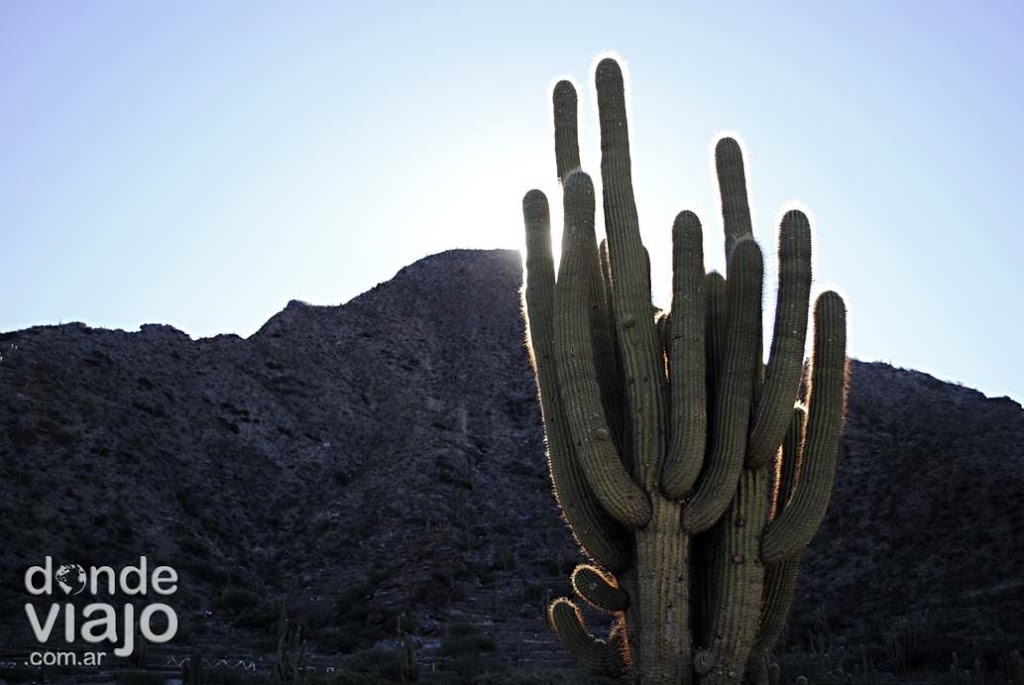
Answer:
[628,496,691,684]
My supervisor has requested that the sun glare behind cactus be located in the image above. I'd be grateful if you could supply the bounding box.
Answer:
[421,151,553,258]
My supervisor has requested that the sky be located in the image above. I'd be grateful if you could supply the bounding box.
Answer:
[2,1,1022,403]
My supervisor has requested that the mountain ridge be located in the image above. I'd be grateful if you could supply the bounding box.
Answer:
[19,248,1019,408]
[0,248,1021,679]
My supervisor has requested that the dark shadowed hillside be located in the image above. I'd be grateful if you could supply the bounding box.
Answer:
[1,248,1021,681]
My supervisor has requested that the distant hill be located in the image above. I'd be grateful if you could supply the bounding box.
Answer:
[1,249,1021,680]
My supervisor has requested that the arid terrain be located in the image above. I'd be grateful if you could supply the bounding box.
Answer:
[1,249,1021,683]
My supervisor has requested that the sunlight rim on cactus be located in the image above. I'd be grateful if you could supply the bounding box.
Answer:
[520,56,850,685]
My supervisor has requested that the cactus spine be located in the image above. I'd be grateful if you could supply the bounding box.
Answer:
[521,57,849,685]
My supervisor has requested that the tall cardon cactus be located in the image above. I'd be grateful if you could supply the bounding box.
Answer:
[520,57,849,685]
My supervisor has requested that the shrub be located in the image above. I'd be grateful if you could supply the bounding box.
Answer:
[439,635,498,658]
[220,586,261,614]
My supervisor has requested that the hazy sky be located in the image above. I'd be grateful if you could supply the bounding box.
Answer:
[2,2,1022,402]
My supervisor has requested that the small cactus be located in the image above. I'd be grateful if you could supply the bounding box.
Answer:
[275,601,306,685]
[1006,649,1024,685]
[396,614,419,684]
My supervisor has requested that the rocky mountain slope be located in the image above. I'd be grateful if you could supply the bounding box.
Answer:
[1,248,1021,678]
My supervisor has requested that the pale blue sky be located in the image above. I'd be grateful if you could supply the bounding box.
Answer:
[2,1,1022,402]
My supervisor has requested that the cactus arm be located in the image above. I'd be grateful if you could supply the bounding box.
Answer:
[554,82,627,461]
[683,240,764,533]
[593,291,628,459]
[595,236,632,472]
[771,405,807,519]
[747,211,813,469]
[704,271,728,389]
[572,564,630,612]
[751,406,808,662]
[662,210,708,499]
[594,58,667,491]
[553,80,582,183]
[522,189,630,570]
[549,598,629,676]
[597,238,621,379]
[590,240,627,456]
[715,137,755,263]
[761,291,848,563]
[554,171,652,528]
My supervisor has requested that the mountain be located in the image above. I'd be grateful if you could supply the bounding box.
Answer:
[1,248,1021,681]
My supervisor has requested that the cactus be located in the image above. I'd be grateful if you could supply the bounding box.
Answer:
[396,614,419,684]
[275,601,307,685]
[1006,649,1024,685]
[521,57,849,685]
